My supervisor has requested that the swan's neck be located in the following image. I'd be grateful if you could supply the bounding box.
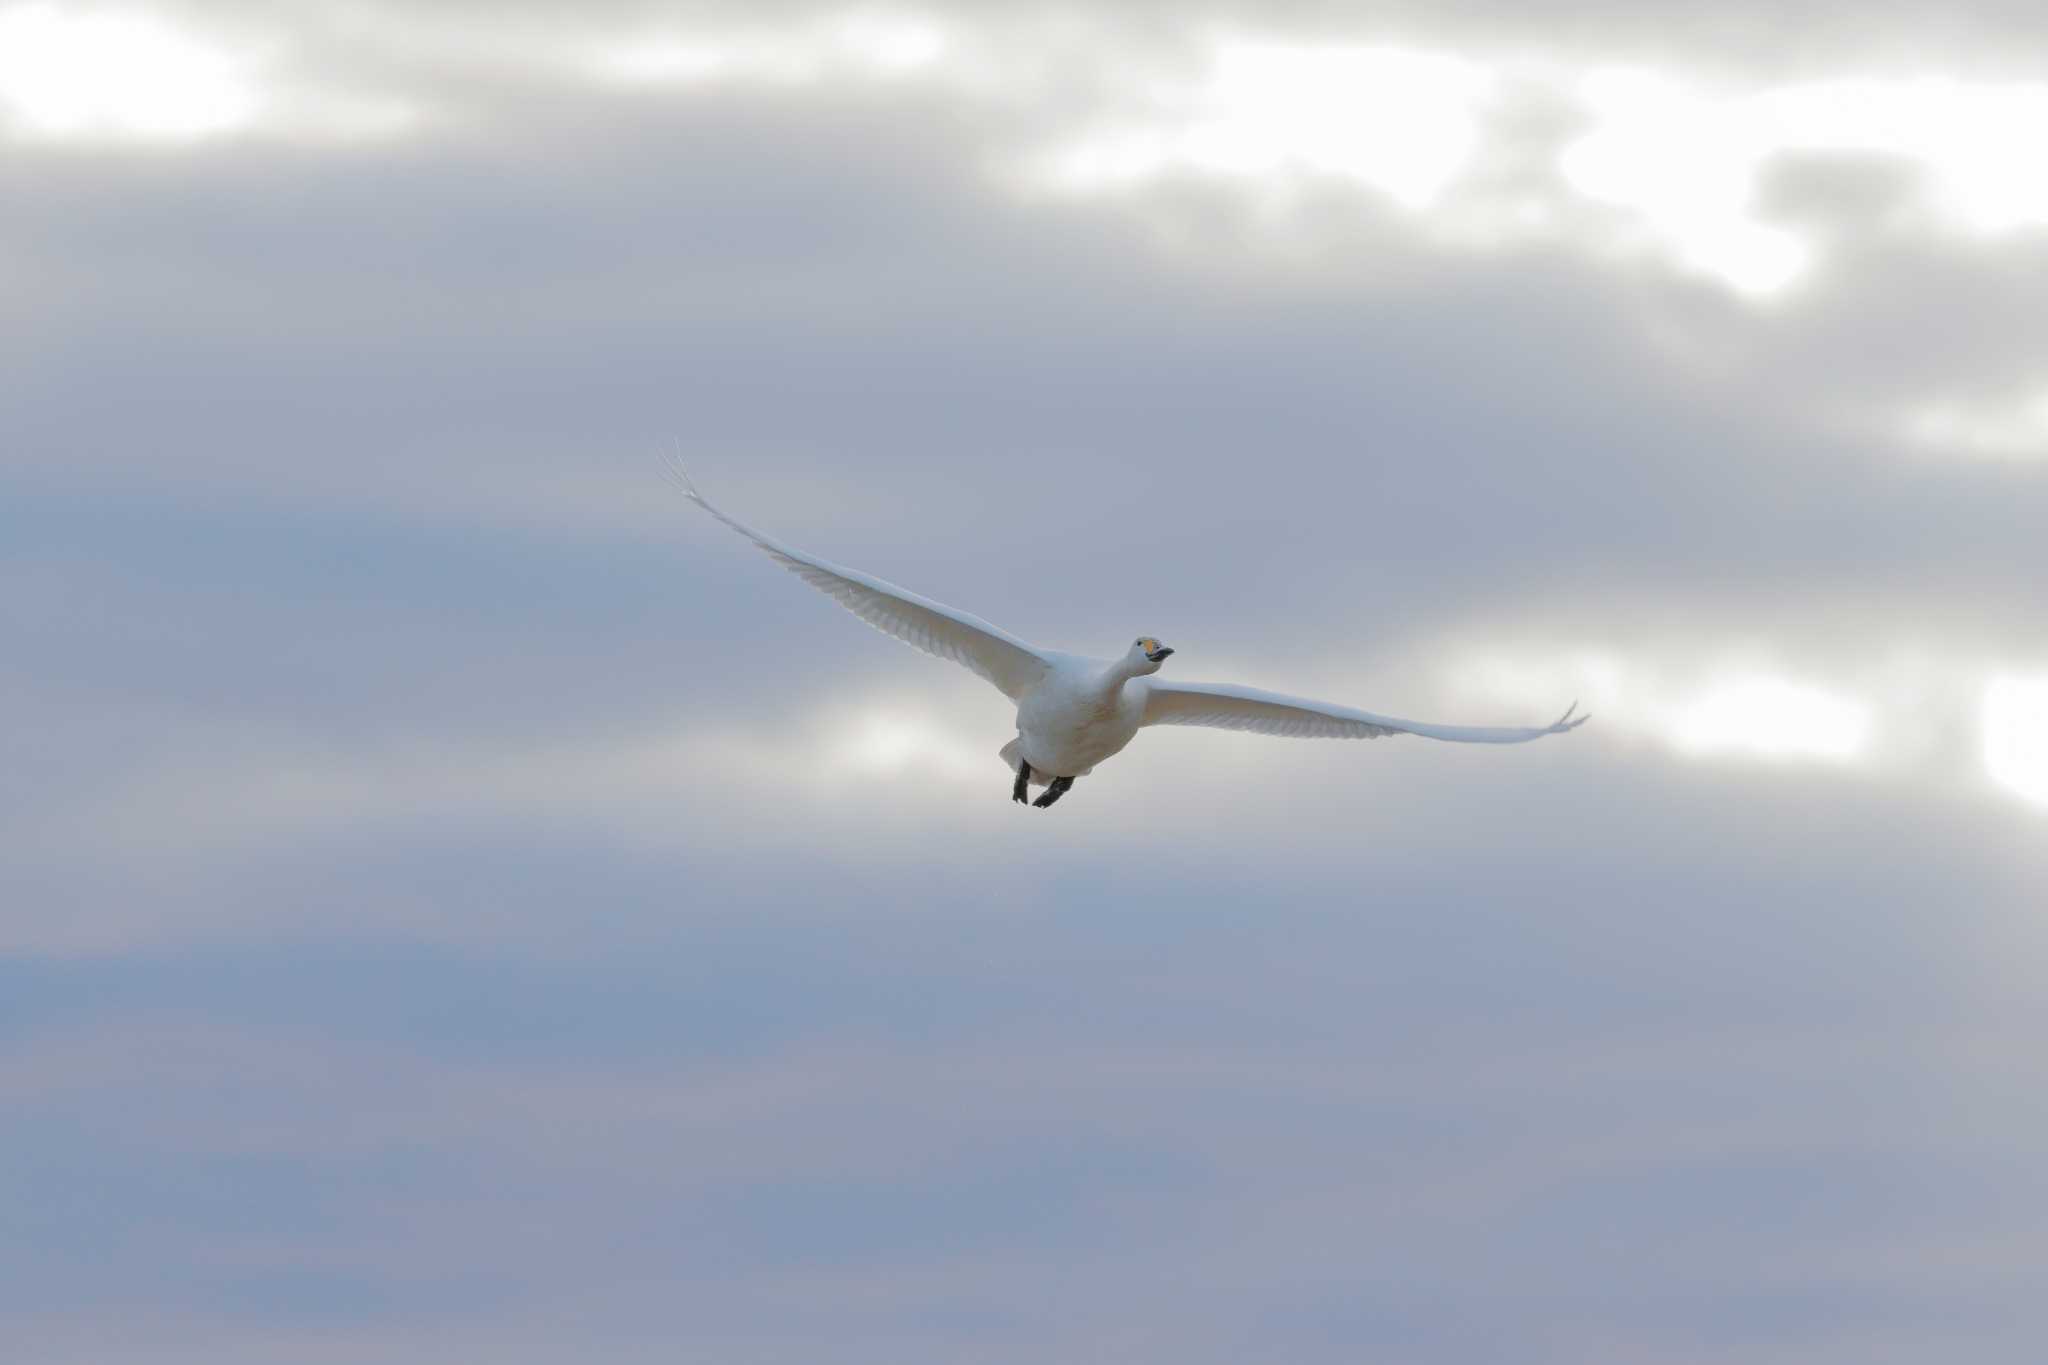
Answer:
[1100,657,1145,690]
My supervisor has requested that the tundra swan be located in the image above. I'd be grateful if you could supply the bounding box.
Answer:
[669,461,1586,808]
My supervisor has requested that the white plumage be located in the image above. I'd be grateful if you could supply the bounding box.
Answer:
[670,461,1586,808]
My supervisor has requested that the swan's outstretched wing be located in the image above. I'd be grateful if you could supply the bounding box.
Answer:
[668,460,1051,700]
[1141,679,1588,744]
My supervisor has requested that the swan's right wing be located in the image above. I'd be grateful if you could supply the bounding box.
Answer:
[1141,678,1587,744]
[668,460,1052,701]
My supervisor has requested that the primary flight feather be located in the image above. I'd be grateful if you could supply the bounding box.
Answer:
[669,459,1586,809]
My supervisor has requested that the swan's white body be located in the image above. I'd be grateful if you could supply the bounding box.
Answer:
[670,463,1586,799]
[1005,648,1151,783]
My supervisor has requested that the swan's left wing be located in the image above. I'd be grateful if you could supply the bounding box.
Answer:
[668,460,1052,700]
[1140,679,1587,744]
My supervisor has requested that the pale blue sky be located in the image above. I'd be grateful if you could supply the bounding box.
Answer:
[5,2,2048,1361]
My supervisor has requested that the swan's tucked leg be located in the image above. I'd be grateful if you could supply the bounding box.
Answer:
[1012,761,1032,804]
[1032,775,1074,809]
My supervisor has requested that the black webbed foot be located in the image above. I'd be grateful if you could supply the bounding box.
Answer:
[1012,761,1032,804]
[1032,775,1074,809]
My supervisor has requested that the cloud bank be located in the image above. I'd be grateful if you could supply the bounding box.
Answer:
[5,2,2047,1361]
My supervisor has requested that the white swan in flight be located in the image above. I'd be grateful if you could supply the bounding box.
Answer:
[670,461,1587,809]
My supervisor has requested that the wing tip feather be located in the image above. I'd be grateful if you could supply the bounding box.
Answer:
[1549,700,1591,734]
[664,447,707,505]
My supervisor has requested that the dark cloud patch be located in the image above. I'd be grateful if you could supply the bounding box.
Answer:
[152,0,2048,77]
[1756,149,1931,231]
[9,90,2045,627]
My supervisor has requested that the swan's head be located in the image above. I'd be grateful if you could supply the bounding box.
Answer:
[1129,636,1175,674]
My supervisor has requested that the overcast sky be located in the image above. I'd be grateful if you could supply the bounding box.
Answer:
[6,2,2048,1361]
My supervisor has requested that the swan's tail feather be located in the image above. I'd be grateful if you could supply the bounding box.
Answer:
[997,738,1053,787]
[996,739,1094,784]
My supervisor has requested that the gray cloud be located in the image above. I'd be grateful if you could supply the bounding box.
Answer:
[5,1,2048,1359]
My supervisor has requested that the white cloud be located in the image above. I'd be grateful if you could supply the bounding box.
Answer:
[15,3,2048,311]
[1562,67,2048,294]
[0,2,256,142]
[1901,392,2048,461]
[1560,68,1810,296]
[1030,38,1490,211]
[591,10,949,88]
[1672,673,1870,762]
[1442,642,2048,798]
[1013,35,2048,297]
[0,2,422,146]
[1983,673,2048,807]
